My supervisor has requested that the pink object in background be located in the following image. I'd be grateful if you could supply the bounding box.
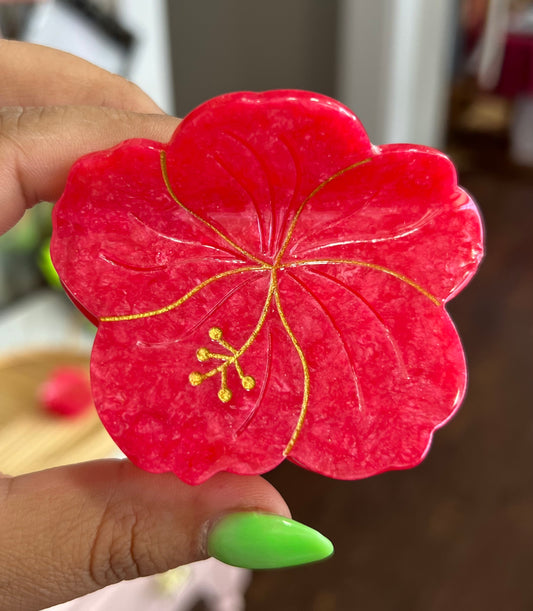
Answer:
[51,90,484,484]
[39,366,92,417]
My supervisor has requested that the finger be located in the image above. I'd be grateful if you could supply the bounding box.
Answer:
[0,105,180,233]
[0,40,163,114]
[0,460,290,610]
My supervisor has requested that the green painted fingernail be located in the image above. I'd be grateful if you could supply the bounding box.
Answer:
[207,512,334,569]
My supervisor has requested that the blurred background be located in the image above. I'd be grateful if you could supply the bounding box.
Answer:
[1,0,533,609]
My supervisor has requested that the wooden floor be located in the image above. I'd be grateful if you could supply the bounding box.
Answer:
[244,133,533,610]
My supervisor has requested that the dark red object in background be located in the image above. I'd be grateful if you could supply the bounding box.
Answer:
[51,90,484,484]
[39,366,93,418]
[495,33,533,97]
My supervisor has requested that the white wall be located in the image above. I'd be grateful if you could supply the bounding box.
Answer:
[23,0,174,114]
[117,0,174,114]
[337,0,457,148]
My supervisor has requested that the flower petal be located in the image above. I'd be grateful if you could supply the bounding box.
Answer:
[90,269,305,483]
[164,91,373,262]
[51,140,255,320]
[285,145,484,302]
[276,265,466,478]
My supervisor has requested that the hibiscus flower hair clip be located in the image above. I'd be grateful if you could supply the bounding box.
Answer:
[51,90,484,485]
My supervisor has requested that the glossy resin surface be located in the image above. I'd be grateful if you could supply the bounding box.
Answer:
[51,90,484,484]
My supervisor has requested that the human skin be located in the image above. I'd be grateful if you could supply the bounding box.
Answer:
[0,41,289,611]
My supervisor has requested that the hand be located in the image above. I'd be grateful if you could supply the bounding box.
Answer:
[0,41,297,611]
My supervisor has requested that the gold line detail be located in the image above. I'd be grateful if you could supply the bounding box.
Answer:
[160,150,269,266]
[218,337,237,354]
[272,270,310,456]
[275,157,372,264]
[232,273,276,360]
[100,266,266,322]
[284,259,441,306]
[188,276,275,400]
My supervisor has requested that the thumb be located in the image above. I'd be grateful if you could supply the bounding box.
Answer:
[0,459,289,610]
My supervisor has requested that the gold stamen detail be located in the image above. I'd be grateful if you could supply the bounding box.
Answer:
[188,276,275,402]
[241,375,256,390]
[218,366,232,402]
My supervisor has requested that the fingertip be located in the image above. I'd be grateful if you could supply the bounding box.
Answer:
[192,470,291,522]
[0,460,291,609]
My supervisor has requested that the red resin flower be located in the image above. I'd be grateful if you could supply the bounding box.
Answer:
[51,90,484,484]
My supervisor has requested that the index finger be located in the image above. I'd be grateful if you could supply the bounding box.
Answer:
[0,106,179,233]
[0,40,163,114]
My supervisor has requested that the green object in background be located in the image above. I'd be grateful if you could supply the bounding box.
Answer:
[207,512,334,569]
[38,238,62,289]
[0,203,55,306]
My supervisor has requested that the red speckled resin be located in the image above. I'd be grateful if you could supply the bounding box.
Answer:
[51,90,484,484]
